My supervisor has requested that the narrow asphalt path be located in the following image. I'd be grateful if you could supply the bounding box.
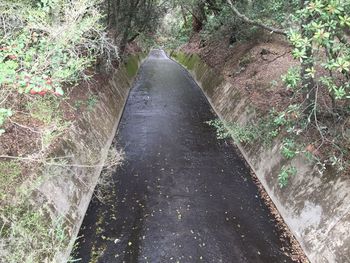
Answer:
[74,50,293,263]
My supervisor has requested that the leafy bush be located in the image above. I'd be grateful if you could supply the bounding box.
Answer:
[246,0,299,27]
[278,165,297,188]
[208,105,305,187]
[207,109,296,147]
[0,0,117,97]
[288,0,350,101]
[207,119,259,143]
[282,67,301,90]
[278,0,350,178]
[201,6,232,38]
[281,138,298,159]
[200,1,299,42]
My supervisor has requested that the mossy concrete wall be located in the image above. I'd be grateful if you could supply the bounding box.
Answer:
[172,52,350,263]
[37,54,145,262]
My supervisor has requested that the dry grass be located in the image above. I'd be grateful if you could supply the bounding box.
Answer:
[94,146,124,203]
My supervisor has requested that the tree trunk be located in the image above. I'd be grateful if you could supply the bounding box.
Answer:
[299,0,315,110]
[120,13,133,53]
[192,2,206,32]
[180,5,188,26]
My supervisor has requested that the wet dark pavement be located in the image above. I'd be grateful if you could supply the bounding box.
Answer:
[74,50,293,263]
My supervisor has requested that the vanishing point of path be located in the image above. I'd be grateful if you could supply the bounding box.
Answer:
[74,50,293,263]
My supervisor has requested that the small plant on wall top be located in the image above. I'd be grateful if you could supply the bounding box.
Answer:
[278,165,297,188]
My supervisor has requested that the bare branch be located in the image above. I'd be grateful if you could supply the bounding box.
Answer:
[226,0,287,36]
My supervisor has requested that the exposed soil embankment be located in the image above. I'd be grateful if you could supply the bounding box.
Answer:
[182,33,297,113]
[172,34,350,262]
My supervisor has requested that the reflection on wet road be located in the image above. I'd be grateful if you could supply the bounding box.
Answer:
[74,50,293,263]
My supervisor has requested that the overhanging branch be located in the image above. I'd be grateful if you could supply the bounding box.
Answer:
[226,0,287,36]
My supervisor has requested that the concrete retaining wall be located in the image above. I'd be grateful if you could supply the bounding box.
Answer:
[36,54,144,262]
[172,52,350,263]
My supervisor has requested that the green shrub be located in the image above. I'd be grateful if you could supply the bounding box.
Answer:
[282,67,301,90]
[288,0,350,100]
[207,119,259,143]
[278,165,297,188]
[281,138,298,159]
[0,0,118,97]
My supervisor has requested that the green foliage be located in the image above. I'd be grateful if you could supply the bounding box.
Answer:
[207,119,259,143]
[242,0,299,27]
[73,95,99,111]
[206,119,232,139]
[0,0,117,97]
[158,7,193,49]
[207,109,294,146]
[26,97,69,148]
[288,0,350,99]
[87,95,99,111]
[199,1,299,42]
[201,6,232,38]
[162,0,300,45]
[137,32,158,51]
[169,25,192,49]
[273,111,288,126]
[0,108,12,125]
[108,0,165,50]
[0,2,113,259]
[1,30,75,96]
[74,100,84,110]
[281,138,298,159]
[279,0,350,178]
[282,67,301,90]
[168,0,350,187]
[208,105,304,188]
[278,165,297,188]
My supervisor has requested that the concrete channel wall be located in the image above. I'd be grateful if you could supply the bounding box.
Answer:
[36,54,144,262]
[171,52,350,263]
